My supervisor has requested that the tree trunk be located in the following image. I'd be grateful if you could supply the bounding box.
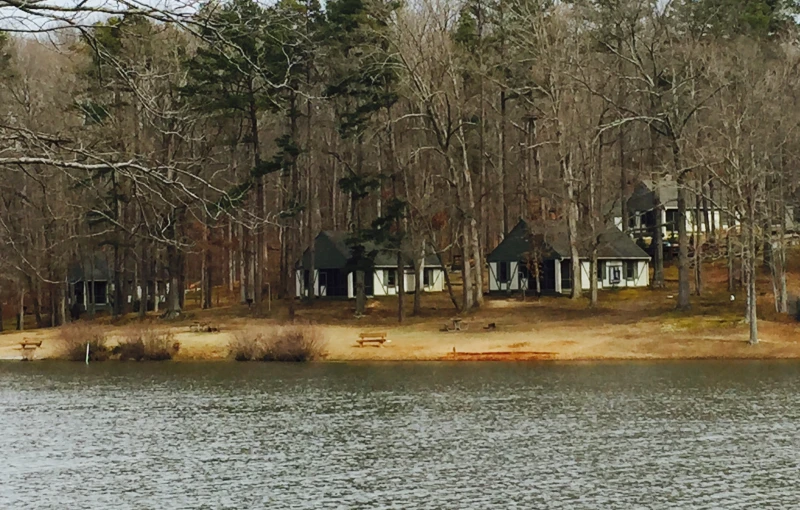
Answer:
[140,241,149,318]
[727,210,736,293]
[355,270,365,316]
[589,249,598,307]
[203,220,213,310]
[413,247,424,316]
[652,188,665,288]
[17,289,24,331]
[248,89,264,311]
[500,88,509,234]
[563,152,581,300]
[694,181,703,296]
[240,225,248,304]
[619,127,628,232]
[441,255,460,312]
[460,222,473,310]
[747,215,758,345]
[676,172,691,310]
[470,218,483,307]
[397,251,405,323]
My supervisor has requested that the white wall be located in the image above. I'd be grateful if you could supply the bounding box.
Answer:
[374,267,445,295]
[579,260,650,290]
[488,261,522,293]
[628,209,732,237]
[296,267,446,299]
[295,270,322,298]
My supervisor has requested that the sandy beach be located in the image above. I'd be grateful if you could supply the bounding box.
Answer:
[2,281,799,362]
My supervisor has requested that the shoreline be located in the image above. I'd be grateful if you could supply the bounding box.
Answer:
[2,289,799,363]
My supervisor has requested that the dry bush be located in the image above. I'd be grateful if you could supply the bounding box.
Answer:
[229,325,326,362]
[263,325,327,362]
[117,323,180,361]
[228,328,267,361]
[58,323,109,361]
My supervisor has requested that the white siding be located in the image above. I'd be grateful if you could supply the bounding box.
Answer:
[295,269,322,298]
[489,261,523,293]
[579,260,650,291]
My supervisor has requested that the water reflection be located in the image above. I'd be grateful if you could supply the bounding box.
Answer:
[0,361,798,509]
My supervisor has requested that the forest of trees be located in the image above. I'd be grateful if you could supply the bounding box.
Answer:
[0,0,799,343]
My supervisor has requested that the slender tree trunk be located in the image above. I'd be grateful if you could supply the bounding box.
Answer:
[140,240,149,318]
[500,88,509,234]
[413,246,424,316]
[747,212,758,345]
[652,188,665,288]
[248,90,264,310]
[620,128,628,232]
[203,218,213,310]
[460,222,473,310]
[694,181,703,296]
[396,251,405,323]
[727,225,735,294]
[675,143,690,310]
[589,250,598,307]
[562,151,581,300]
[17,288,24,331]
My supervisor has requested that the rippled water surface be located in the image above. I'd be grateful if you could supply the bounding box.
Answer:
[1,361,800,508]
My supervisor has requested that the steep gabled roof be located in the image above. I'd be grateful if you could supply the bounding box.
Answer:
[299,231,443,269]
[488,219,650,262]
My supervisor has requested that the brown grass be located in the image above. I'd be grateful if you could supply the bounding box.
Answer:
[229,325,326,362]
[58,322,109,361]
[116,323,179,361]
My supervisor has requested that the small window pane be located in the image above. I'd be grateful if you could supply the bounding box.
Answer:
[626,261,636,280]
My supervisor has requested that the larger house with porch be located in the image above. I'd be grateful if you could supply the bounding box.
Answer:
[295,231,445,299]
[626,179,729,239]
[487,220,651,295]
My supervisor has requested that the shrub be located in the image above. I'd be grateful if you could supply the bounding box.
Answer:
[58,323,110,361]
[228,328,267,361]
[262,325,326,362]
[117,324,179,361]
[229,325,326,362]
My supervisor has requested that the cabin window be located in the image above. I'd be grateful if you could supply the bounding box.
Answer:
[665,210,678,231]
[626,261,636,281]
[596,261,605,281]
[386,269,397,287]
[498,262,510,283]
[609,267,622,284]
[423,268,433,287]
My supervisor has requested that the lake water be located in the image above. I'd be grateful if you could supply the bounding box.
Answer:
[1,361,799,509]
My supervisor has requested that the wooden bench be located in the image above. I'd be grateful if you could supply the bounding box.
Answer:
[442,318,468,332]
[18,339,42,361]
[190,322,219,333]
[19,339,42,350]
[358,332,389,347]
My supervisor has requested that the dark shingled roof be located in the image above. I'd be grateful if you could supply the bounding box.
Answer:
[299,231,443,269]
[488,220,650,262]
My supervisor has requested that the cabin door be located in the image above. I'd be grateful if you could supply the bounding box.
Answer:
[319,271,328,297]
[364,270,374,297]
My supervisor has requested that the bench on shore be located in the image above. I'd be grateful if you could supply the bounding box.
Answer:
[442,318,468,332]
[19,339,42,350]
[358,332,389,347]
[18,339,43,361]
[190,322,219,333]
